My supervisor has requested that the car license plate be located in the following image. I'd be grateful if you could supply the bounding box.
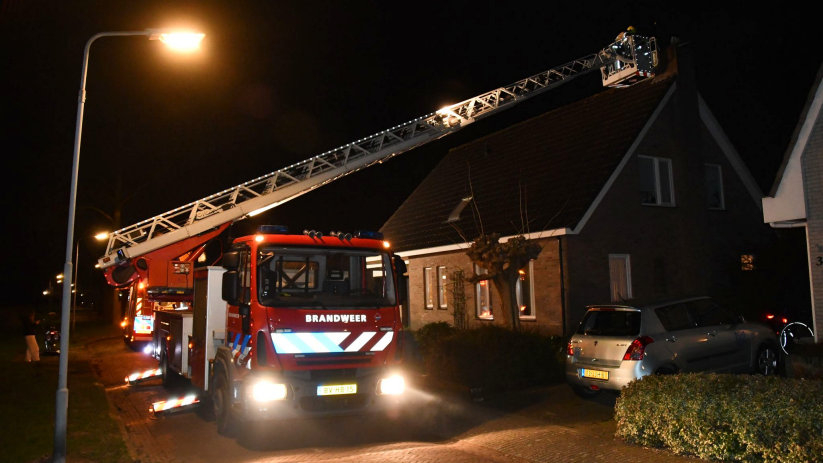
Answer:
[581,369,609,380]
[317,384,357,396]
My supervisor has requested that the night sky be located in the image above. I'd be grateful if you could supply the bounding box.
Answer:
[1,2,821,306]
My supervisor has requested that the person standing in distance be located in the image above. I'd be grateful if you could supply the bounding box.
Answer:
[23,310,40,362]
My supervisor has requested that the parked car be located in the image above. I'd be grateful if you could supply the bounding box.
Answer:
[42,311,61,355]
[565,296,779,397]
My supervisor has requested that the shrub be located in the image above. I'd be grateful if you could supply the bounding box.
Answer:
[615,373,823,462]
[413,323,565,393]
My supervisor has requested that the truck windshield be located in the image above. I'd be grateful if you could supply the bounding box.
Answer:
[257,246,396,308]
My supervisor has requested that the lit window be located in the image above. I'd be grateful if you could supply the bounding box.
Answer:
[704,163,725,210]
[639,155,675,206]
[475,265,493,320]
[437,266,448,309]
[741,254,755,271]
[516,261,535,319]
[424,267,434,309]
[609,254,633,302]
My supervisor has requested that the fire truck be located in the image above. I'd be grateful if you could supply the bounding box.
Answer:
[151,226,407,433]
[105,33,657,432]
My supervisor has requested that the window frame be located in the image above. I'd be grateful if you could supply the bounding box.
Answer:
[516,260,536,320]
[638,155,675,207]
[436,266,448,309]
[423,267,434,310]
[474,265,493,320]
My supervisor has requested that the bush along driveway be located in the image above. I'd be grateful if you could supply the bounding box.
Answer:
[615,373,823,462]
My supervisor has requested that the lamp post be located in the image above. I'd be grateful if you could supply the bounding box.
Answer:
[53,29,204,463]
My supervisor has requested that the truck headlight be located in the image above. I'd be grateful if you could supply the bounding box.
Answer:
[251,380,287,402]
[378,374,405,396]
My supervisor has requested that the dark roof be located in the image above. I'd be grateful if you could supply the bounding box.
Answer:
[381,74,675,252]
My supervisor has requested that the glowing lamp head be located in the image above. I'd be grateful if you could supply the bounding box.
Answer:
[157,32,205,52]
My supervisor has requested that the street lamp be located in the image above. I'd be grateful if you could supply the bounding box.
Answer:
[53,28,205,463]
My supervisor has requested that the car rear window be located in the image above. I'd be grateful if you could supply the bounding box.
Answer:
[576,309,641,336]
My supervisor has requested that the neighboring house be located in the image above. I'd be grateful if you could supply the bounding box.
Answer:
[381,44,774,335]
[762,63,823,342]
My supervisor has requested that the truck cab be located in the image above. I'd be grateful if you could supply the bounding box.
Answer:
[207,226,407,433]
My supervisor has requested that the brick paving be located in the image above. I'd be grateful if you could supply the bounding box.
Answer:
[83,334,702,462]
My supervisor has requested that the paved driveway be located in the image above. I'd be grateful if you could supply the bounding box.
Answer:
[83,335,700,462]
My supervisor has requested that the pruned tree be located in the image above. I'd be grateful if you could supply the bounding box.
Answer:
[466,233,541,330]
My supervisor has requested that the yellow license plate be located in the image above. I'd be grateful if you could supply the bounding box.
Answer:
[581,369,609,380]
[317,384,357,396]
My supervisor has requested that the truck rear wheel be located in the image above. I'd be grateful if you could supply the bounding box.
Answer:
[213,371,238,436]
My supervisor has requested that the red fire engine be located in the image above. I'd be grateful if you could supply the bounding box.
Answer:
[151,226,407,433]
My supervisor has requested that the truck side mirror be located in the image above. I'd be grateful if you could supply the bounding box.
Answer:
[393,255,407,303]
[221,271,240,305]
[222,251,240,270]
[393,255,406,275]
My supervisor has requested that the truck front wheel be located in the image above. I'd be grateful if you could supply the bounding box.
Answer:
[213,371,238,436]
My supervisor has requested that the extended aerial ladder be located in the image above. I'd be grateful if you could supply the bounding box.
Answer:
[98,34,657,279]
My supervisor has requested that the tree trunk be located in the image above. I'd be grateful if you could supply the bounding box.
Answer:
[491,273,521,331]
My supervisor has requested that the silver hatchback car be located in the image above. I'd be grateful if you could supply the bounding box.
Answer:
[565,296,779,396]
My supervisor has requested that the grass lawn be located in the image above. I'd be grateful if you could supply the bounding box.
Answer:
[0,307,131,463]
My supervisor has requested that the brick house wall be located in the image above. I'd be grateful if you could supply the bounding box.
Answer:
[404,236,565,334]
[562,83,773,332]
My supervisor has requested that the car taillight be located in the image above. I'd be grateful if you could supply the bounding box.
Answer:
[623,336,654,361]
[567,340,574,356]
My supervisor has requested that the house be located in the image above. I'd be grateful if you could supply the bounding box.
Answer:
[762,63,823,343]
[381,44,775,335]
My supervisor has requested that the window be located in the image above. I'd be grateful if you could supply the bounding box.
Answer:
[740,254,755,271]
[437,266,448,309]
[240,250,252,303]
[608,254,632,302]
[516,261,535,319]
[704,163,725,209]
[256,247,396,308]
[424,267,434,309]
[638,155,675,206]
[655,303,695,331]
[576,309,641,336]
[688,299,738,326]
[475,265,493,319]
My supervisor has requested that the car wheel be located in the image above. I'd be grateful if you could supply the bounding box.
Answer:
[213,370,238,436]
[755,344,778,376]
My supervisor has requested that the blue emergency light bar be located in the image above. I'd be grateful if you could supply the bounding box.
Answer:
[257,225,290,234]
[354,230,383,240]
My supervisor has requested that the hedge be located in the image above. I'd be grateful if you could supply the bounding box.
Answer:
[615,373,823,462]
[413,323,565,394]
